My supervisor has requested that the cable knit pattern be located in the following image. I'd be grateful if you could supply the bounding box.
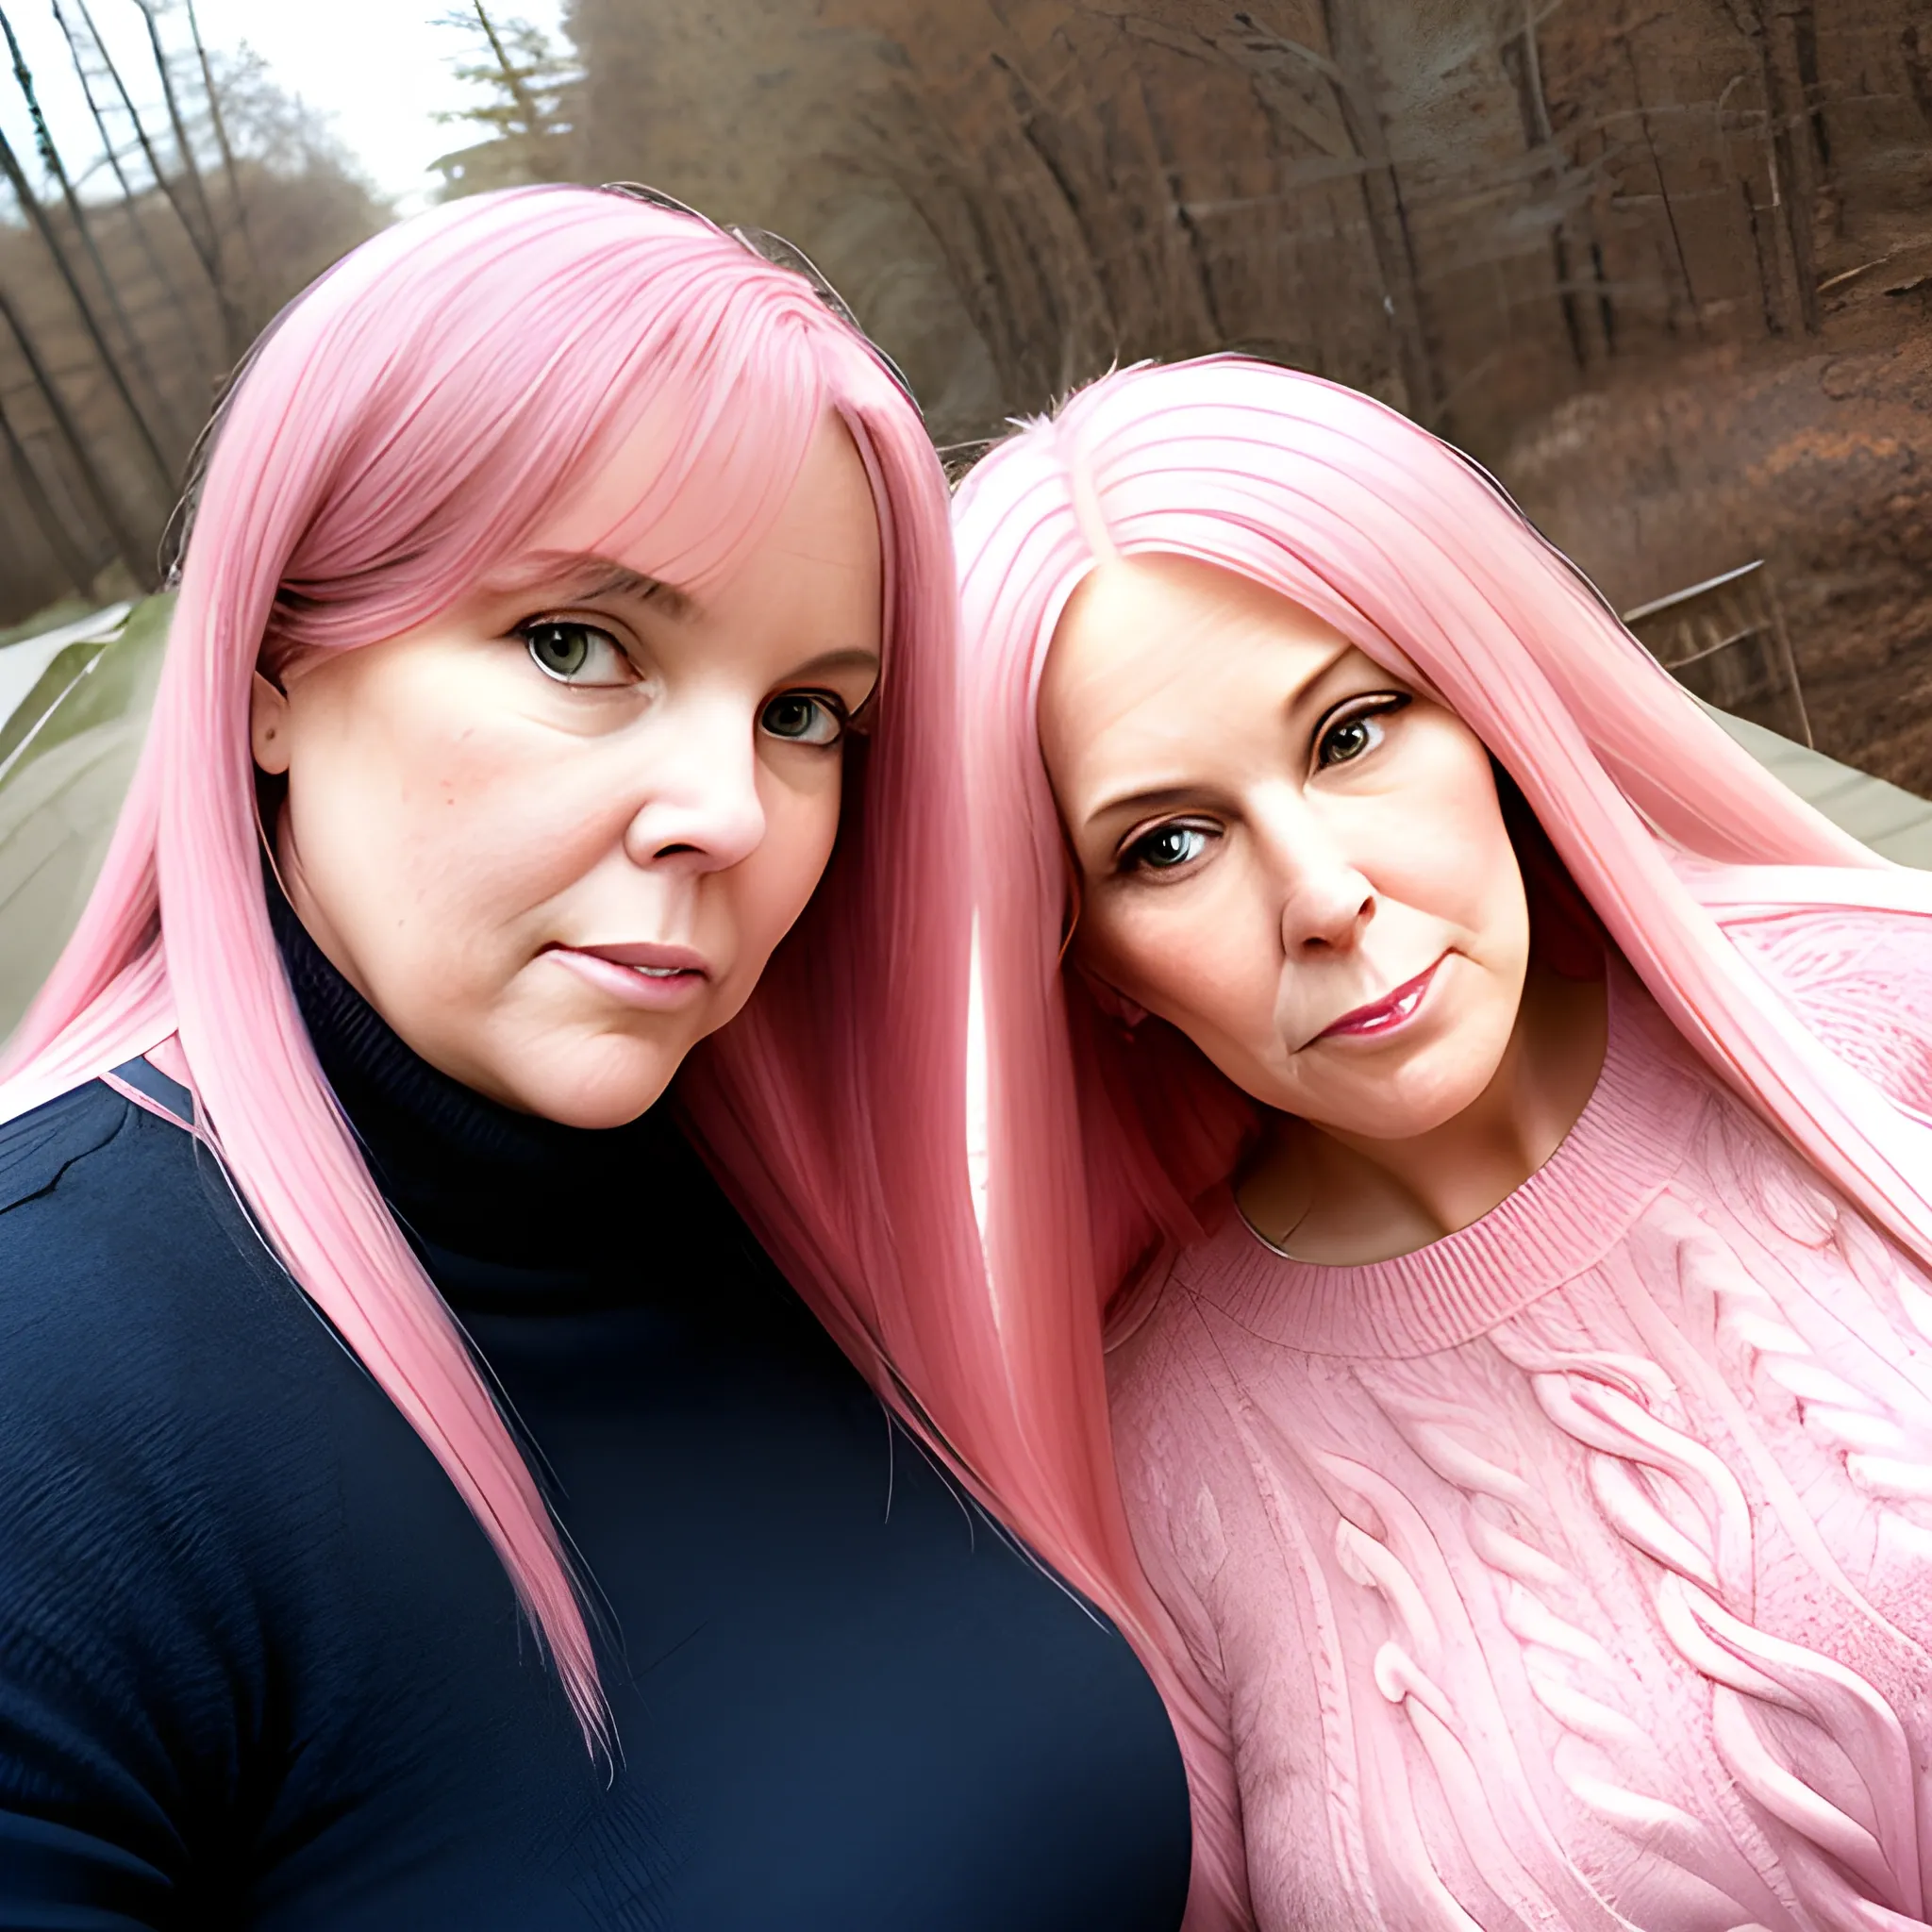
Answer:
[1109,938,1932,1932]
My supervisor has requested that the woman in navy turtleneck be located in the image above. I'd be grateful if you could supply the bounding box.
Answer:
[0,190,1195,1926]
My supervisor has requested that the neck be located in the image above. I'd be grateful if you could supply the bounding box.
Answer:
[1240,958,1609,1264]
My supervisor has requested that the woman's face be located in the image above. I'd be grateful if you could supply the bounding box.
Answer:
[253,413,882,1129]
[1039,553,1530,1143]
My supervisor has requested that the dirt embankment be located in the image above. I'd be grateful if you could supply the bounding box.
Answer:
[1494,224,1932,791]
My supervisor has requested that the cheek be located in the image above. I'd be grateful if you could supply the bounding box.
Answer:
[726,763,845,954]
[412,729,609,904]
[1360,756,1524,948]
[286,698,611,962]
[1086,877,1278,1033]
[1448,795,1530,955]
[1373,831,1516,942]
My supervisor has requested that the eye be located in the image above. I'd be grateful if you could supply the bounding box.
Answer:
[521,620,633,688]
[1123,822,1214,874]
[760,691,846,746]
[1315,695,1407,770]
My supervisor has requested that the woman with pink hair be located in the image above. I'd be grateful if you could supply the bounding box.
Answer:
[955,353,1932,1931]
[0,189,1193,1925]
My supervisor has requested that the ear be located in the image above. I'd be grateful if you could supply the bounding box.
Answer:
[250,669,291,776]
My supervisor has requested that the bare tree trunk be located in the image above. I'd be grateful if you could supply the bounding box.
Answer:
[1741,171,1787,334]
[182,0,260,298]
[1790,0,1828,169]
[472,0,543,133]
[0,122,175,493]
[1622,42,1707,340]
[134,0,244,338]
[0,286,155,585]
[1501,2,1587,368]
[76,0,248,359]
[853,90,1060,415]
[983,51,1121,394]
[1218,7,1438,414]
[0,387,101,594]
[50,0,212,374]
[1766,0,1822,329]
[1133,69,1227,351]
[0,5,193,453]
[1904,23,1932,132]
[1317,0,1439,420]
[1519,2,1618,359]
[1725,0,1821,332]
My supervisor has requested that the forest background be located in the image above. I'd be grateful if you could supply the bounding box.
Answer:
[0,0,1926,782]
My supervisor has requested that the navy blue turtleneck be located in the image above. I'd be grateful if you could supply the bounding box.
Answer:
[0,898,1191,1929]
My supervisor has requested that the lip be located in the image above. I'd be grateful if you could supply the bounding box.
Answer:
[1314,954,1447,1043]
[543,941,710,1011]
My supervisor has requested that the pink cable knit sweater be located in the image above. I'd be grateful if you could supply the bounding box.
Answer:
[1109,936,1932,1932]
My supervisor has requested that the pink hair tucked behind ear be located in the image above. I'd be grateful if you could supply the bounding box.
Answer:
[952,355,1932,1901]
[0,186,1086,1758]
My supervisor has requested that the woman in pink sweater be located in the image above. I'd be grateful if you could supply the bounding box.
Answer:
[953,356,1932,1932]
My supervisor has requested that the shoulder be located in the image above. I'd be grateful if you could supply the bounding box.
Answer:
[0,1079,379,1658]
[1105,1241,1262,1546]
[0,1080,201,1367]
[0,1088,358,1886]
[0,1080,312,1368]
[0,1076,130,1214]
[1105,1214,1274,1426]
[0,1080,355,1549]
[1726,902,1932,1113]
[1727,899,1932,997]
[1106,1244,1213,1424]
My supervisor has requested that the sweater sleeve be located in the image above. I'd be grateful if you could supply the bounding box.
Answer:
[0,1092,289,1929]
[0,1454,199,1929]
[1141,1515,1257,1932]
[1108,1301,1257,1932]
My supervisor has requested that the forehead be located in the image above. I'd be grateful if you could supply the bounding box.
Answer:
[514,407,876,604]
[1041,556,1348,777]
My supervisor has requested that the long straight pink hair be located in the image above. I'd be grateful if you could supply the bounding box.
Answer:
[0,186,1092,1756]
[953,355,1932,1900]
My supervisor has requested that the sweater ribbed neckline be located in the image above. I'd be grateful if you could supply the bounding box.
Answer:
[1179,964,1712,1359]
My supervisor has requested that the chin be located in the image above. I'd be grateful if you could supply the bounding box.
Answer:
[505,1041,683,1130]
[1316,1058,1500,1142]
[1306,1051,1499,1136]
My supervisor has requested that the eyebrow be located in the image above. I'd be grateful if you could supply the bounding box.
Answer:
[481,553,696,622]
[791,646,882,681]
[1083,783,1203,833]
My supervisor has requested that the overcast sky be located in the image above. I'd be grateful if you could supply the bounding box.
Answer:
[1,0,571,217]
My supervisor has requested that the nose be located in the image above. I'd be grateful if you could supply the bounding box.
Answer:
[1263,798,1376,957]
[618,696,768,875]
[1283,871,1375,956]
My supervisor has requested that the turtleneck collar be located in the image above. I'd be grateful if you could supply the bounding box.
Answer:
[268,877,738,1313]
